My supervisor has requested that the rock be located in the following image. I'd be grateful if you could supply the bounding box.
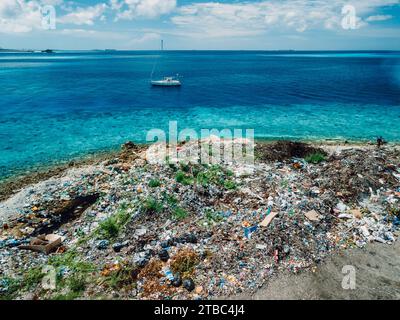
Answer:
[159,249,169,262]
[145,249,155,259]
[112,242,125,252]
[185,233,198,244]
[96,240,110,250]
[160,240,169,248]
[135,228,147,237]
[137,258,149,268]
[171,273,182,287]
[183,278,195,292]
[122,141,136,151]
[160,239,174,248]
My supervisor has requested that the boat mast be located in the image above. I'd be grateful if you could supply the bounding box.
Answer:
[151,40,163,80]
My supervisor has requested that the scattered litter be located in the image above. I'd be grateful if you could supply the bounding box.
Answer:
[350,209,363,219]
[244,225,258,239]
[305,210,320,222]
[338,213,353,219]
[19,234,62,255]
[336,202,349,213]
[162,267,175,281]
[259,212,279,227]
[1,141,399,300]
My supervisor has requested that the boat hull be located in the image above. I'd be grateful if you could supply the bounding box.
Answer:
[151,80,181,87]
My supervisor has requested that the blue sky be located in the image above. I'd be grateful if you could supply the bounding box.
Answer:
[1,0,400,50]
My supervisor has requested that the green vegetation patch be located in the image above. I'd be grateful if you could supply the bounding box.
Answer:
[305,152,326,164]
[175,171,194,185]
[142,197,163,214]
[172,207,189,221]
[0,276,22,300]
[148,179,161,188]
[97,206,132,239]
[47,249,97,300]
[103,263,139,290]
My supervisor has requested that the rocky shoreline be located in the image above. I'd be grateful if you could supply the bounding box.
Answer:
[0,140,399,300]
[0,139,379,202]
[0,148,128,203]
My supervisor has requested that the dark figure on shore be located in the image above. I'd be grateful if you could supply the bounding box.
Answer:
[377,136,385,148]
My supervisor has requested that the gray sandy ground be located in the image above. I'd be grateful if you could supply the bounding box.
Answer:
[227,239,400,300]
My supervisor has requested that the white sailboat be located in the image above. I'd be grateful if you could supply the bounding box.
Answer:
[151,76,181,86]
[151,40,181,87]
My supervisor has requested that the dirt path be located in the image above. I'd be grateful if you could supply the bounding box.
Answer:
[227,240,400,300]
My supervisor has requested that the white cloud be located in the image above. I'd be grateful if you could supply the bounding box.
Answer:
[366,14,393,21]
[109,0,123,11]
[170,0,400,38]
[0,1,108,33]
[58,3,107,25]
[0,0,66,33]
[0,0,176,35]
[114,0,176,20]
[1,0,398,40]
[0,0,43,33]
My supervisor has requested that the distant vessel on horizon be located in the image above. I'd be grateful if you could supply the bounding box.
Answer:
[150,40,181,87]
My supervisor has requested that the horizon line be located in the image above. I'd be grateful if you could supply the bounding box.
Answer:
[1,48,400,52]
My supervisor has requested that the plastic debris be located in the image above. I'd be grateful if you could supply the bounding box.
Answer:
[259,211,279,227]
[244,225,258,239]
[162,267,175,281]
[1,141,399,300]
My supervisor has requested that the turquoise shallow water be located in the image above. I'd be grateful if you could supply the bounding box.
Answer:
[0,51,400,179]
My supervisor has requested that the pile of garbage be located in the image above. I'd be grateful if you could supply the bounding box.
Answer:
[0,141,399,300]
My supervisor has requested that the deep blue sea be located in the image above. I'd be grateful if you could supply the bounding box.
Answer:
[1,51,400,179]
